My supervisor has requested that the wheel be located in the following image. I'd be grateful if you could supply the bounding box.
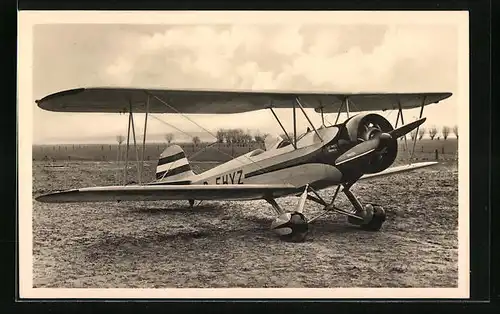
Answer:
[360,204,386,231]
[347,204,386,231]
[271,212,309,243]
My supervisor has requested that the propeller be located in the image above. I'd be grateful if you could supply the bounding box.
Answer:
[389,117,427,139]
[335,117,426,166]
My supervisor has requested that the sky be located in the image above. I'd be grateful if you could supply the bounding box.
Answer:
[31,20,461,144]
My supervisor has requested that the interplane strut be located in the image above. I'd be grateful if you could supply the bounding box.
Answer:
[295,97,323,142]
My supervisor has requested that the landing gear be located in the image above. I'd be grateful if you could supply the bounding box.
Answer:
[267,185,310,243]
[342,185,387,231]
[347,204,386,231]
[271,212,309,242]
[304,181,387,232]
[266,181,387,242]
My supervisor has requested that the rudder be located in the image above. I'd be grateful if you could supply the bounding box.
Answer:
[156,145,195,182]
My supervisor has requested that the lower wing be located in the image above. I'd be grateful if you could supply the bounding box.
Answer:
[35,184,299,203]
[359,161,438,181]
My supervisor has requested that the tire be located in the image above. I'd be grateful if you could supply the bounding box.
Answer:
[360,205,386,231]
[280,212,309,243]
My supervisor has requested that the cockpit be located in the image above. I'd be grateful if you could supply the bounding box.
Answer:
[264,124,339,151]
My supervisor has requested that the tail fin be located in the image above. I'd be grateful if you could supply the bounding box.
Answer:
[155,145,195,182]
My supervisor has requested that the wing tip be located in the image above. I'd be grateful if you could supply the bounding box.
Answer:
[36,88,87,111]
[440,92,453,100]
[35,194,51,203]
[35,189,79,203]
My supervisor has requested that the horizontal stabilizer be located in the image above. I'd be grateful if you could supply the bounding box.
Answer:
[359,161,438,180]
[35,184,299,203]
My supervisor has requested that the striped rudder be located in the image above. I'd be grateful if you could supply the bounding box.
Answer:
[156,145,195,182]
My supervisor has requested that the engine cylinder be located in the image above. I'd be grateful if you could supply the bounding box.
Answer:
[344,113,398,173]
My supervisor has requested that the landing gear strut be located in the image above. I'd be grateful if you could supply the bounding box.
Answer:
[342,182,386,231]
[267,185,310,243]
[306,181,387,232]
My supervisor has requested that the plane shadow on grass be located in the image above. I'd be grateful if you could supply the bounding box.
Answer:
[81,222,275,263]
[80,209,377,264]
[125,203,227,214]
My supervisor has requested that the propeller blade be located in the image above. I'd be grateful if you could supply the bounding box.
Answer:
[335,137,380,166]
[389,117,427,139]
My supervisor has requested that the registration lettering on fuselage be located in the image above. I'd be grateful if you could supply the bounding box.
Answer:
[213,170,244,185]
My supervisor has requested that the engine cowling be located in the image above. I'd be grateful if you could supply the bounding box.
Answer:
[343,113,398,173]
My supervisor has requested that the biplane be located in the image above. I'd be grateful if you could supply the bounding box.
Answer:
[35,88,452,242]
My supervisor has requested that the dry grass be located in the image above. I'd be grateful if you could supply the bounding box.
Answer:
[32,161,458,288]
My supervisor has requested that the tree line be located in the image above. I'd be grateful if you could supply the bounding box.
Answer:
[116,124,458,147]
[409,125,458,141]
[157,129,270,146]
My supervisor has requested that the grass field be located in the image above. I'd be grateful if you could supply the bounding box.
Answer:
[32,156,459,288]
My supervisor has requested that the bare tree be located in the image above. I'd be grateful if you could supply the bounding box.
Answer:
[115,135,125,182]
[442,126,450,140]
[116,135,125,159]
[225,129,236,144]
[216,128,255,145]
[254,132,269,143]
[429,126,438,140]
[236,129,246,144]
[418,127,426,140]
[192,136,201,146]
[116,135,125,145]
[410,129,418,141]
[241,132,253,144]
[165,133,174,144]
[216,129,225,143]
[226,128,242,144]
[453,125,458,139]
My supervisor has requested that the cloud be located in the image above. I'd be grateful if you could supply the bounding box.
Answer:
[32,23,459,143]
[105,56,134,84]
[100,24,456,94]
[269,26,304,56]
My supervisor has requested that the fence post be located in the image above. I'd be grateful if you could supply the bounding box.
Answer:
[435,149,439,160]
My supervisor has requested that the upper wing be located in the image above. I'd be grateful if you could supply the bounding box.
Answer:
[315,93,452,113]
[35,184,299,203]
[36,87,452,114]
[359,161,438,181]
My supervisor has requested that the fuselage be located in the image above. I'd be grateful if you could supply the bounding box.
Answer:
[188,124,355,192]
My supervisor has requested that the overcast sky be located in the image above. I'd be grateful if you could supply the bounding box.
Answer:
[31,21,460,144]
